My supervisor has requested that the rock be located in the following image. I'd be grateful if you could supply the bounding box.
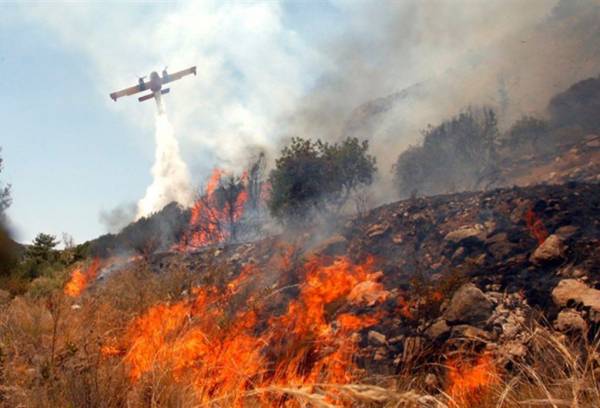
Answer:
[374,347,387,361]
[530,234,566,265]
[486,233,516,259]
[499,341,528,359]
[306,234,347,257]
[451,325,492,341]
[557,265,587,279]
[585,139,600,148]
[348,276,390,306]
[444,224,486,244]
[368,330,387,345]
[366,223,390,238]
[392,233,404,244]
[552,279,600,318]
[554,309,587,334]
[425,319,450,340]
[555,225,579,239]
[388,335,404,345]
[444,283,493,326]
[451,247,465,261]
[424,373,439,391]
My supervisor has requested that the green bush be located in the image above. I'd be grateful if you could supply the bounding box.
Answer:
[268,137,376,224]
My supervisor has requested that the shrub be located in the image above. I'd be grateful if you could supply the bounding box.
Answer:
[393,107,499,197]
[268,137,376,223]
[505,115,549,153]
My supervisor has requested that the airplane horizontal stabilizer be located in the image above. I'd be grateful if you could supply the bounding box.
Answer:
[138,93,154,102]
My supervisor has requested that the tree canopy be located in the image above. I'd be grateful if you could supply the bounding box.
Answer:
[268,136,376,223]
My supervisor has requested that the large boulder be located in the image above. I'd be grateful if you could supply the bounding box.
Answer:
[443,283,494,326]
[530,234,566,265]
[552,279,600,321]
[305,234,348,257]
[444,224,486,244]
[554,309,587,334]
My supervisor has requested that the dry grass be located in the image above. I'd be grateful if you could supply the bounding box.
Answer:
[0,261,599,407]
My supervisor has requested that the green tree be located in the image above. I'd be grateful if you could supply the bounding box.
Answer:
[268,137,376,223]
[27,233,59,263]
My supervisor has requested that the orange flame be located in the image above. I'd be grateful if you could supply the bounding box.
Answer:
[112,255,386,404]
[446,352,499,407]
[177,168,249,250]
[64,259,101,297]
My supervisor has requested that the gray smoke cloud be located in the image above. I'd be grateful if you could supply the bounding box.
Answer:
[99,203,136,234]
[279,0,600,201]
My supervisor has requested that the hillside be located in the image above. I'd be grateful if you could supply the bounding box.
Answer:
[2,181,599,406]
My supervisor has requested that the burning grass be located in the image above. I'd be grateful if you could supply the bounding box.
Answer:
[102,255,387,406]
[1,253,600,407]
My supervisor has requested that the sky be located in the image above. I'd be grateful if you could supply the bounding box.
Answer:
[1,0,598,245]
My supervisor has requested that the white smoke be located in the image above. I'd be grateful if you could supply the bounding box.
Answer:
[136,111,193,219]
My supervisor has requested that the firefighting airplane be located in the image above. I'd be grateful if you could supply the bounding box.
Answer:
[109,66,196,113]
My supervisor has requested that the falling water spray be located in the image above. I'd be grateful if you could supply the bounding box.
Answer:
[136,108,193,219]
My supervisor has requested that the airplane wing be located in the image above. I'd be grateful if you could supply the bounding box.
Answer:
[162,66,197,85]
[109,83,146,101]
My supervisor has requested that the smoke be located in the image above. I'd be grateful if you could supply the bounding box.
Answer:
[13,0,600,210]
[99,203,136,234]
[280,0,600,190]
[136,111,193,219]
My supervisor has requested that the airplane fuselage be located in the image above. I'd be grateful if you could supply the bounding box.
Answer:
[109,66,196,114]
[149,71,162,92]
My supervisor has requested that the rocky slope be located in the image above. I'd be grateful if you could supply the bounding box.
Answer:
[138,181,599,377]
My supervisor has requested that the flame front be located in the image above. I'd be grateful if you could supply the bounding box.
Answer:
[178,168,249,249]
[446,352,499,407]
[108,255,386,405]
[64,259,100,297]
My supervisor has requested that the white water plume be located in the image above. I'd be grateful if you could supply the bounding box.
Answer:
[136,112,193,219]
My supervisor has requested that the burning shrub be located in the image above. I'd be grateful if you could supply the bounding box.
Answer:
[393,107,499,198]
[268,137,376,224]
[177,168,249,249]
[63,258,101,297]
